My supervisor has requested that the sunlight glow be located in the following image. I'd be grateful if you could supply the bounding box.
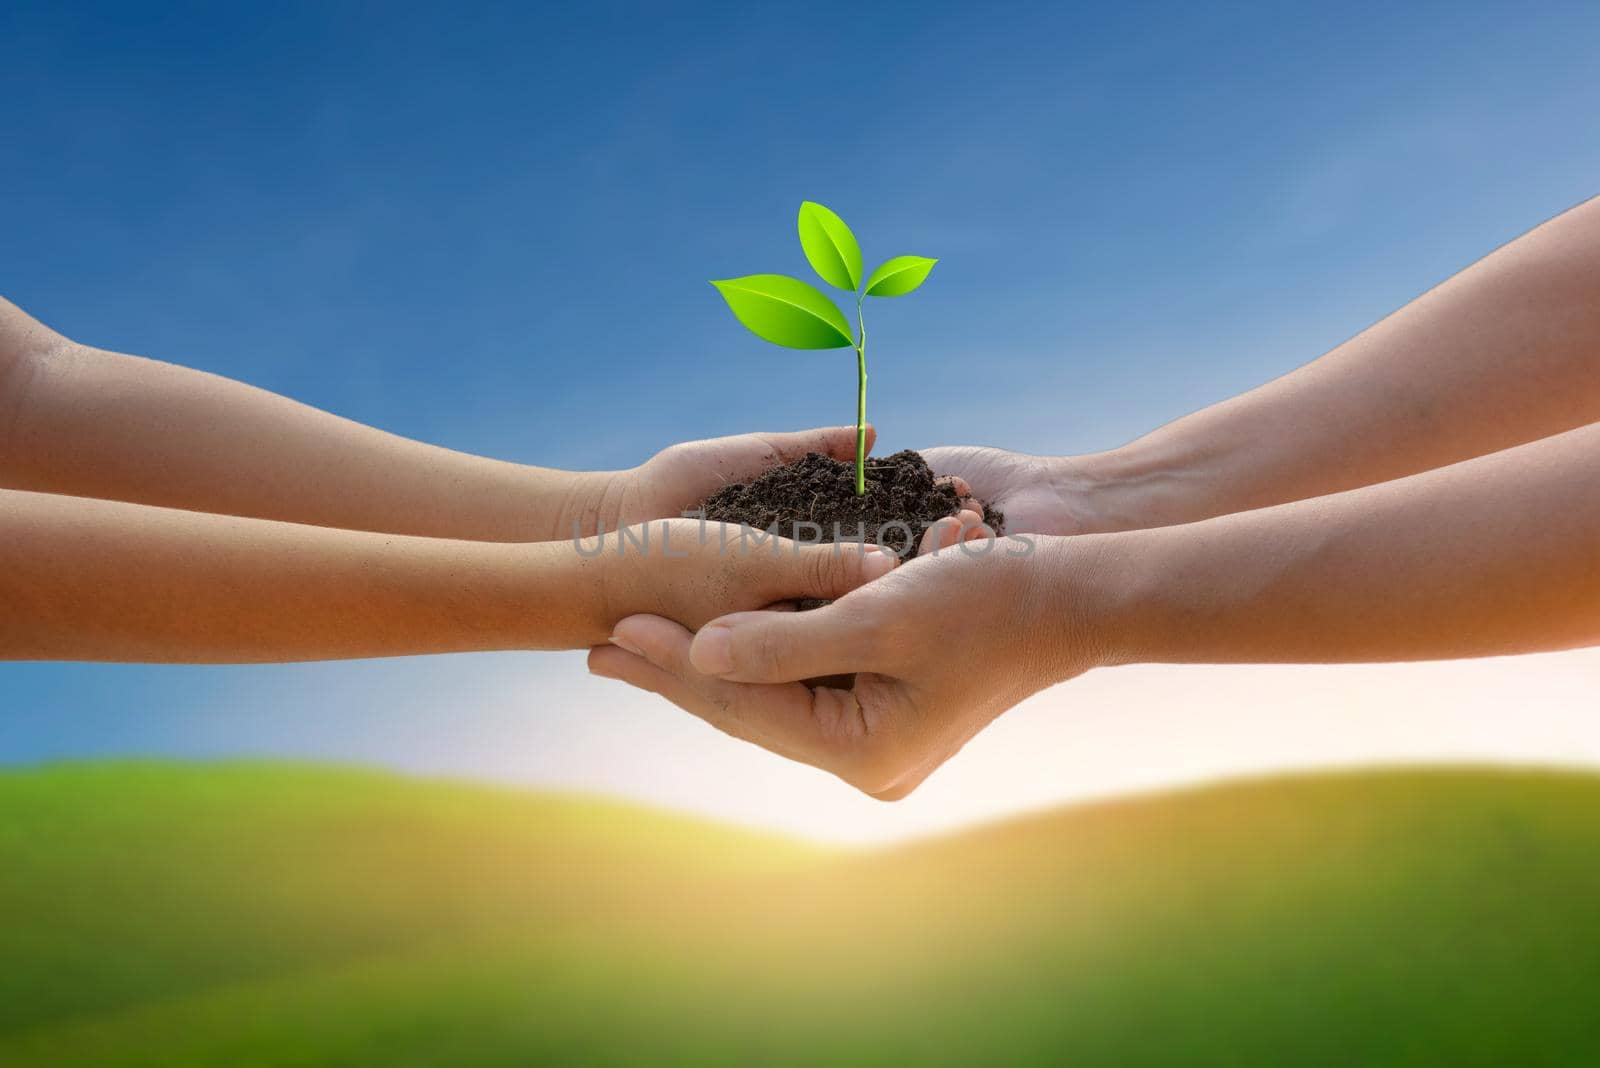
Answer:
[360,648,1600,844]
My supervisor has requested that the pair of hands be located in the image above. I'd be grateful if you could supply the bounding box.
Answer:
[585,428,1102,799]
[606,432,1087,542]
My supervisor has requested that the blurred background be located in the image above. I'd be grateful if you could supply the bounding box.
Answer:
[5,0,1599,843]
[4,3,1600,1063]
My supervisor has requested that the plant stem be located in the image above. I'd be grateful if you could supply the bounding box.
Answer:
[854,292,868,497]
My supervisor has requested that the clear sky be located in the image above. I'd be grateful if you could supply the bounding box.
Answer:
[4,2,1600,842]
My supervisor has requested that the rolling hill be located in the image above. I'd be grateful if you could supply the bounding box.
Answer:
[2,761,1598,1066]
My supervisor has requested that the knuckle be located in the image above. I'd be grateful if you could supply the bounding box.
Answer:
[809,685,869,749]
[841,684,922,795]
[807,680,924,796]
[749,624,792,677]
[801,545,841,594]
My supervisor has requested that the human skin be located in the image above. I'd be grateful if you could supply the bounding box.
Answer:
[0,297,912,663]
[0,498,896,663]
[593,195,1600,799]
[594,422,1600,798]
[0,296,877,542]
[924,194,1600,536]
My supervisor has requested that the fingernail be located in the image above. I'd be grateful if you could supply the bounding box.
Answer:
[692,624,734,676]
[862,545,897,578]
[608,634,644,657]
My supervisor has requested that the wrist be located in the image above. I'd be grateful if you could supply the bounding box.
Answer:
[538,468,630,542]
[508,538,615,650]
[1062,438,1224,534]
[1023,531,1157,680]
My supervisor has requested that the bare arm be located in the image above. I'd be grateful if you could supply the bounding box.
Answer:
[1087,420,1600,666]
[0,490,892,663]
[931,195,1600,534]
[0,297,868,541]
[592,421,1600,797]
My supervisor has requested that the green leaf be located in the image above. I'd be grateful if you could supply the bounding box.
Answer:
[710,275,854,349]
[864,255,938,297]
[796,201,863,291]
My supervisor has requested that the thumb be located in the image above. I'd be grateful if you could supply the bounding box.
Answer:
[761,424,877,466]
[690,600,879,684]
[770,540,898,602]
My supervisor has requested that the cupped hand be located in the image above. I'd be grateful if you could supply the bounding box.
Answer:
[576,426,879,536]
[588,519,1098,799]
[589,518,899,636]
[920,445,1112,536]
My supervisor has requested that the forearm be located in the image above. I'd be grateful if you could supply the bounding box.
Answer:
[1063,422,1600,671]
[0,488,614,662]
[0,301,613,542]
[1072,195,1600,532]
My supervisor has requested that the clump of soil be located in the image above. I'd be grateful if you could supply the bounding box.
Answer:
[698,449,1004,557]
[698,449,1001,689]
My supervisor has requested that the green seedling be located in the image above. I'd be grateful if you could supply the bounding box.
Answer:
[712,202,936,496]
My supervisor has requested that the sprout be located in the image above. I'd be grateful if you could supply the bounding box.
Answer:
[712,201,936,496]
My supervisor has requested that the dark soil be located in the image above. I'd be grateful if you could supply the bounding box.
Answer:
[698,449,1004,558]
[697,449,1002,690]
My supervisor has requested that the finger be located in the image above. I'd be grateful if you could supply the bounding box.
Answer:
[594,643,878,787]
[685,427,880,490]
[605,615,844,761]
[743,538,898,603]
[918,515,961,555]
[918,509,982,555]
[756,425,877,466]
[934,474,984,520]
[687,600,879,684]
[962,516,997,543]
[605,619,919,795]
[588,644,800,758]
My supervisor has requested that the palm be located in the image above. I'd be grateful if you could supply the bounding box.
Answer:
[611,428,867,530]
[631,435,790,519]
[920,445,1085,535]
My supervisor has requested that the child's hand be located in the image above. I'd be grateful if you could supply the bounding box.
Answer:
[568,427,876,536]
[583,518,901,637]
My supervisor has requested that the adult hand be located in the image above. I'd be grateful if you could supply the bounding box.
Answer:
[573,426,879,537]
[920,445,1118,536]
[589,522,1098,799]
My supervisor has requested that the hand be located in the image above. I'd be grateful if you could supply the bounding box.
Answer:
[572,426,878,537]
[585,517,900,637]
[920,445,1124,536]
[589,522,1098,799]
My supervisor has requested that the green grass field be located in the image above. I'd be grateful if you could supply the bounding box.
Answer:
[3,761,1599,1066]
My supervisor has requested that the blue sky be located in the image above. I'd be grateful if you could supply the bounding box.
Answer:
[4,2,1600,840]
